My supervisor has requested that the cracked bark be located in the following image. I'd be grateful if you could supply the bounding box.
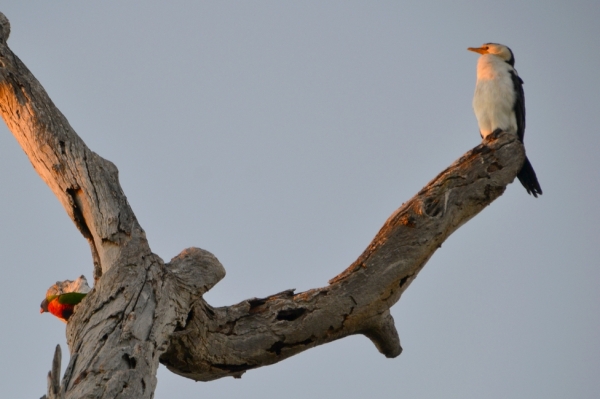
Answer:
[0,12,525,399]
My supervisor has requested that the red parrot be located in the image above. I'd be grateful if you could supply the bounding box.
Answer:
[40,275,91,323]
[40,292,87,322]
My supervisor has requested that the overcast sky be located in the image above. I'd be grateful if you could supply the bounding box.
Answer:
[1,2,599,398]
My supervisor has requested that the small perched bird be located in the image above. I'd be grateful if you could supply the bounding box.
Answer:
[40,292,87,322]
[468,43,542,197]
[40,275,91,323]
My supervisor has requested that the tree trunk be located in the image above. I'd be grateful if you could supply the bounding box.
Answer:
[0,13,525,399]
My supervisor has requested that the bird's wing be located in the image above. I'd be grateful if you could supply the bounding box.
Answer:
[57,292,87,305]
[510,71,525,142]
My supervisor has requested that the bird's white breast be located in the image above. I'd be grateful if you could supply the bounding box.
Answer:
[472,55,517,138]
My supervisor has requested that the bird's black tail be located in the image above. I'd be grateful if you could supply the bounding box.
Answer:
[517,156,542,197]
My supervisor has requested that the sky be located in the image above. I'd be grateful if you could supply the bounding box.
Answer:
[0,2,599,398]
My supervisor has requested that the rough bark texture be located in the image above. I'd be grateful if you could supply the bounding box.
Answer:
[41,345,62,399]
[0,12,525,399]
[159,134,521,380]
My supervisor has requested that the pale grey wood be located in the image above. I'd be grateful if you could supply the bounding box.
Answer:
[160,132,523,380]
[0,12,525,398]
[40,345,62,399]
[0,12,222,398]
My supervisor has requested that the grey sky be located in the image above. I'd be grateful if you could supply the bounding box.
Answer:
[0,2,598,398]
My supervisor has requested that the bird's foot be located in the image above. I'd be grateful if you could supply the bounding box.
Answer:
[490,128,504,138]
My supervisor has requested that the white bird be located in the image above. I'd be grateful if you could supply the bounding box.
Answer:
[468,43,542,197]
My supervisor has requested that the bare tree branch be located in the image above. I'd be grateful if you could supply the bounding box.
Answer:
[0,11,139,281]
[40,345,62,399]
[161,132,523,380]
[0,12,524,398]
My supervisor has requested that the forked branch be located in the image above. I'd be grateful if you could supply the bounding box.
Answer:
[0,12,524,398]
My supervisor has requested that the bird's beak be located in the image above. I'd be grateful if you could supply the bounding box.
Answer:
[40,298,48,313]
[468,46,488,55]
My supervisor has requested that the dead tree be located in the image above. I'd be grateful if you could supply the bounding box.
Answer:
[0,13,525,399]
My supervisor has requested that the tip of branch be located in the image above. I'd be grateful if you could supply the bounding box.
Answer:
[45,276,92,298]
[168,247,226,294]
[362,311,402,358]
[45,344,62,399]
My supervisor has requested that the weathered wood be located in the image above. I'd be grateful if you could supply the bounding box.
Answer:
[0,11,136,282]
[160,132,523,380]
[63,245,225,398]
[0,12,222,398]
[41,345,63,399]
[0,12,525,398]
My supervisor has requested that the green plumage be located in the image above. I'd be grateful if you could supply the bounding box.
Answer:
[48,292,87,305]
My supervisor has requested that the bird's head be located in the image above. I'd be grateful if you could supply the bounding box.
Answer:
[468,43,515,65]
[40,297,49,314]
